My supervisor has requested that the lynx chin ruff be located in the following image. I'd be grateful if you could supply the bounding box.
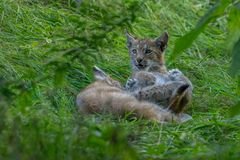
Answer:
[76,66,191,123]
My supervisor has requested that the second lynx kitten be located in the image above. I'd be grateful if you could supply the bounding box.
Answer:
[76,66,190,123]
[125,31,193,113]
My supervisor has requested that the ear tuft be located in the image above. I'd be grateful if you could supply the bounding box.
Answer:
[125,30,136,48]
[155,31,169,52]
[93,66,107,80]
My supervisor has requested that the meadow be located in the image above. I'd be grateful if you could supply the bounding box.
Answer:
[0,0,240,159]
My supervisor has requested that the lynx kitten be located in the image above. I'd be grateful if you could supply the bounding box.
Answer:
[125,31,193,114]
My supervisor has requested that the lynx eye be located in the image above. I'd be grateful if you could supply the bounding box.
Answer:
[145,49,152,54]
[132,49,137,55]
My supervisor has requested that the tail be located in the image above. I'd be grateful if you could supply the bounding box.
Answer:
[167,84,190,113]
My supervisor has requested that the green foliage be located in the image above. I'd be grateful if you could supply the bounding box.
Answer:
[0,0,240,159]
[170,0,240,115]
[171,0,231,60]
[229,4,240,76]
[230,39,240,76]
[229,101,240,117]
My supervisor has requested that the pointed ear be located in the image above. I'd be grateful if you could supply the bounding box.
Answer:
[93,66,107,81]
[125,30,136,48]
[155,31,169,52]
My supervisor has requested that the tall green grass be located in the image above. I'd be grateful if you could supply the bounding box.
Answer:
[0,0,239,159]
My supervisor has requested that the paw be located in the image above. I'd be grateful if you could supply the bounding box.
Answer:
[168,69,182,75]
[168,69,182,78]
[156,110,179,123]
[177,113,192,123]
[125,78,137,90]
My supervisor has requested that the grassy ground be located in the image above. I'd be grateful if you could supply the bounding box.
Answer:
[0,0,240,159]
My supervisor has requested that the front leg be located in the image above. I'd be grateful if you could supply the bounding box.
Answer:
[132,84,175,107]
[125,71,156,92]
[132,71,156,88]
[132,82,190,114]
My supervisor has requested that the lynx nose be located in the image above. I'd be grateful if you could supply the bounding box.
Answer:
[136,58,143,63]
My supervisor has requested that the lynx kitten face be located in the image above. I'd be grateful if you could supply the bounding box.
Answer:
[126,31,168,73]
